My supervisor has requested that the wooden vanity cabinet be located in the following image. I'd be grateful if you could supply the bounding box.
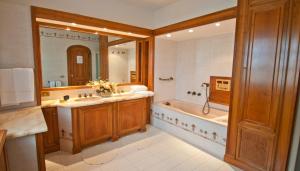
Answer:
[116,98,147,137]
[72,98,148,153]
[73,103,114,149]
[42,107,60,153]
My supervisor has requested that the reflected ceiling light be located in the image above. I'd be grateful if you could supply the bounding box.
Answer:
[128,32,132,35]
[215,23,221,27]
[188,29,194,33]
[115,45,119,47]
[94,32,98,35]
[166,33,172,38]
[66,27,71,31]
[103,28,107,31]
[71,22,77,26]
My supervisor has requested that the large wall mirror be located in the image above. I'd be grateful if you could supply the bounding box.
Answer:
[39,26,137,88]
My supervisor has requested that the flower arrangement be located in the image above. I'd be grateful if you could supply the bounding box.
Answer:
[87,80,118,97]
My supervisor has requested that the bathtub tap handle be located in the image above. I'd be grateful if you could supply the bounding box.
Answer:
[197,93,201,96]
[187,91,191,94]
[192,91,196,95]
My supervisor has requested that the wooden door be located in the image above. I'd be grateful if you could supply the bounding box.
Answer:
[67,45,92,86]
[225,0,300,171]
[117,98,147,136]
[78,103,113,147]
[42,107,60,153]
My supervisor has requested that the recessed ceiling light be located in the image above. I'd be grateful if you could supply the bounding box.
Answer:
[166,33,172,38]
[188,29,194,33]
[66,27,71,31]
[215,23,221,27]
[71,23,77,26]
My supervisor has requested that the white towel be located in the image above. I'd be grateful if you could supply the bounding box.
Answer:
[130,85,148,92]
[12,68,35,103]
[0,69,19,106]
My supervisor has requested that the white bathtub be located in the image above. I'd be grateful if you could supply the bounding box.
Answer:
[151,99,228,158]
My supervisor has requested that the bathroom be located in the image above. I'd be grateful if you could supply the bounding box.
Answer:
[153,18,235,158]
[0,0,300,171]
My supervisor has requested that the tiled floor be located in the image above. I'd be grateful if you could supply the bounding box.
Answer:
[46,126,240,171]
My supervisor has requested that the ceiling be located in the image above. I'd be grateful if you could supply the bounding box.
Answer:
[157,18,236,41]
[120,0,179,10]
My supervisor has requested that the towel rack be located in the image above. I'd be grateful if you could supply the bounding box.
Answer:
[159,77,174,81]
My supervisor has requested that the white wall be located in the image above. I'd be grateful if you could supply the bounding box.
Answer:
[108,48,129,83]
[154,39,177,102]
[155,33,235,109]
[0,1,34,69]
[175,33,234,108]
[1,0,154,28]
[127,48,136,81]
[153,0,237,28]
[40,28,100,87]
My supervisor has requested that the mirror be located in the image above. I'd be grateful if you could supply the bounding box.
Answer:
[39,27,137,88]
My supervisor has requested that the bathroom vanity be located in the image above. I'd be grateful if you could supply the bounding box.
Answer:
[42,92,152,154]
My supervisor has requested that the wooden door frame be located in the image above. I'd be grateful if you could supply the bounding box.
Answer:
[66,45,92,86]
[153,7,237,36]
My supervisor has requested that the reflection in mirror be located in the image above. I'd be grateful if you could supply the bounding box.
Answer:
[108,41,136,83]
[39,27,137,88]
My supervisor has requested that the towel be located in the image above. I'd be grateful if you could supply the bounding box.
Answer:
[13,68,35,103]
[0,69,19,106]
[130,85,148,92]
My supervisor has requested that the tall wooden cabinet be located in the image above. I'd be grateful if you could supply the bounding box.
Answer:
[225,0,300,171]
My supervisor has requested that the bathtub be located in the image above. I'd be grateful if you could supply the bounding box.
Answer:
[151,99,228,158]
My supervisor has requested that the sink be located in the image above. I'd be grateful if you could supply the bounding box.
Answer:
[74,96,102,102]
[112,93,135,97]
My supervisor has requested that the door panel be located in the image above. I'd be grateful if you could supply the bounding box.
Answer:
[243,4,283,127]
[42,107,60,153]
[78,104,113,147]
[117,99,146,136]
[67,45,92,86]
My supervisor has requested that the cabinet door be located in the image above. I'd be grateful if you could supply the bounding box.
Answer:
[226,0,300,171]
[42,107,60,153]
[78,103,113,147]
[117,98,147,136]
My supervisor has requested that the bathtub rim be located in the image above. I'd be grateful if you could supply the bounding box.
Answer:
[153,100,228,127]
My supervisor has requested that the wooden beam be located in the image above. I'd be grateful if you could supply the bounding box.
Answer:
[38,22,142,40]
[153,7,237,35]
[31,6,153,37]
[108,38,133,47]
[35,133,46,171]
[100,35,109,80]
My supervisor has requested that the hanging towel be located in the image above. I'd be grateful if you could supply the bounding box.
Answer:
[0,69,19,106]
[12,68,35,103]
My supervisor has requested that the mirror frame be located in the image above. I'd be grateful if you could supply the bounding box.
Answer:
[31,6,155,104]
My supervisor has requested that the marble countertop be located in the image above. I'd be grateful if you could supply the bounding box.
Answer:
[0,106,47,139]
[42,91,154,108]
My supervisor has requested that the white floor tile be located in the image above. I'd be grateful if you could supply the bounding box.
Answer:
[46,125,241,171]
